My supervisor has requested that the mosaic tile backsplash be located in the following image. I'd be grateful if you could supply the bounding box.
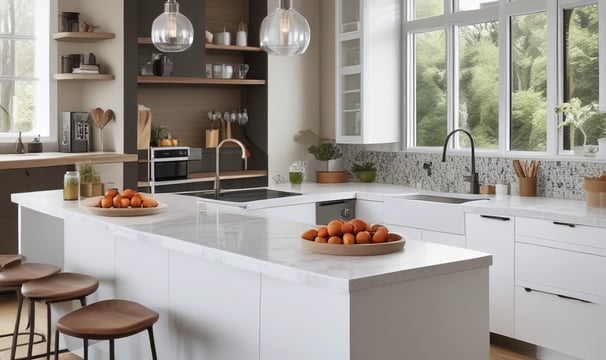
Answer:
[340,145,606,200]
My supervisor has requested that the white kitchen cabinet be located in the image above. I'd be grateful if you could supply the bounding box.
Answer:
[465,213,514,337]
[422,230,466,247]
[514,217,606,359]
[354,199,383,224]
[246,202,317,225]
[335,0,400,144]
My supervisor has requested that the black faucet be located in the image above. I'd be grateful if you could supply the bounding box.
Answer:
[442,129,480,194]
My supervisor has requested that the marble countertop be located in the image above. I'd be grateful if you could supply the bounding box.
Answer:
[267,182,606,228]
[11,190,491,293]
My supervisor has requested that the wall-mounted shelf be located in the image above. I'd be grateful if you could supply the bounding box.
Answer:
[54,74,115,81]
[137,76,265,85]
[205,43,262,52]
[137,37,262,52]
[53,32,116,42]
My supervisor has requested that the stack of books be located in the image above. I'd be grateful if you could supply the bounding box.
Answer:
[72,64,100,74]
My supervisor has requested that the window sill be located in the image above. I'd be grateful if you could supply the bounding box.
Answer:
[0,152,137,170]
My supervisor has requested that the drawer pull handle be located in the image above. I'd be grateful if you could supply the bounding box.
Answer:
[557,294,591,304]
[480,215,510,221]
[524,288,591,304]
[553,221,576,228]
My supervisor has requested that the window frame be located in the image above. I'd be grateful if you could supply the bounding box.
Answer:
[404,0,602,158]
[0,0,52,144]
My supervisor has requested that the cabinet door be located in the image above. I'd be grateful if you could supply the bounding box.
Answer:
[335,0,400,144]
[422,230,466,248]
[354,199,383,224]
[465,213,514,337]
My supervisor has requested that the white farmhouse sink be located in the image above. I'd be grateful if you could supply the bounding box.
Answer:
[383,193,488,235]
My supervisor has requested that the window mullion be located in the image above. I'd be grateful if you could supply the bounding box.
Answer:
[449,24,458,141]
[499,2,510,153]
[546,0,560,156]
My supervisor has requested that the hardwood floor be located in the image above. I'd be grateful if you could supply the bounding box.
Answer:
[0,291,535,359]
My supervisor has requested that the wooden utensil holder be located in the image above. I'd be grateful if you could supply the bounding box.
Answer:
[519,177,537,196]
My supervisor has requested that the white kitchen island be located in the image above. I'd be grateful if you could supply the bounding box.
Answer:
[12,190,491,360]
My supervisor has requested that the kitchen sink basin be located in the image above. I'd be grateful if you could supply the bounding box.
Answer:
[384,193,489,235]
[398,194,488,204]
[183,188,302,203]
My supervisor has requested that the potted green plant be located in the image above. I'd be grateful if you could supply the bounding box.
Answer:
[351,161,377,183]
[78,163,102,197]
[294,130,348,183]
[555,98,603,155]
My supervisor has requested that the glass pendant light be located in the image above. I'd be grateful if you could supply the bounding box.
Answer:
[151,0,194,53]
[259,0,310,56]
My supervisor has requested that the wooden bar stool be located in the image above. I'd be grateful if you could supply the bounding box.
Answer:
[0,262,61,360]
[21,272,99,360]
[54,299,159,360]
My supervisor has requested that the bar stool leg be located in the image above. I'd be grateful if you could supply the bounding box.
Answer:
[45,302,52,360]
[27,298,36,359]
[83,338,88,360]
[148,327,158,360]
[54,329,59,360]
[109,339,115,360]
[11,290,25,360]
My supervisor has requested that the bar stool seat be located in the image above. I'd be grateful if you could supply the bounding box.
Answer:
[0,255,24,270]
[0,262,61,360]
[55,299,159,360]
[22,272,99,359]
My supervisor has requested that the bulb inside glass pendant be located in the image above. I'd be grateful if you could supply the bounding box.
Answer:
[260,0,310,56]
[151,0,194,53]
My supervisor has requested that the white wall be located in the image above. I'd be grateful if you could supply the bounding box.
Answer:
[267,0,323,181]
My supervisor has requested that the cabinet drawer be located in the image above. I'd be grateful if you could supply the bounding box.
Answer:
[515,286,606,360]
[516,217,606,250]
[516,242,606,302]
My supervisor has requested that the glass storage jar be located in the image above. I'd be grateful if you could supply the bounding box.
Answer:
[63,171,80,201]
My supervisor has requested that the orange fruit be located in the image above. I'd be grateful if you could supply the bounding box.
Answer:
[327,220,344,236]
[343,233,355,245]
[301,229,318,241]
[105,188,118,198]
[121,189,135,199]
[341,222,354,234]
[317,226,329,238]
[328,236,343,244]
[100,197,113,208]
[356,231,371,244]
[112,195,123,208]
[120,198,131,208]
[130,196,142,208]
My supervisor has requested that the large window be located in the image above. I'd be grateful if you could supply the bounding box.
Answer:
[406,0,601,155]
[0,0,49,140]
[562,4,599,151]
[510,12,547,152]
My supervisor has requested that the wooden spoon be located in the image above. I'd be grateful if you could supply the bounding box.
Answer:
[89,108,104,128]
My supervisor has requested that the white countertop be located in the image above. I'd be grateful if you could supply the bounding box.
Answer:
[11,189,491,293]
[268,182,606,228]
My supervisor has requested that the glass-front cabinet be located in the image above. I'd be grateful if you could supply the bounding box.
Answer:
[336,0,400,144]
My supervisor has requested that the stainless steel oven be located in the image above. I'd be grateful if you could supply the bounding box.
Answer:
[150,147,189,181]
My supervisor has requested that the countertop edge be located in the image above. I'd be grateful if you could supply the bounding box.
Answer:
[0,152,137,170]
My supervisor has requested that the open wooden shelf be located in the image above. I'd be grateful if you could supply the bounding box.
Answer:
[137,76,265,85]
[54,74,115,81]
[53,32,116,42]
[205,43,262,52]
[137,37,262,52]
[137,170,267,188]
